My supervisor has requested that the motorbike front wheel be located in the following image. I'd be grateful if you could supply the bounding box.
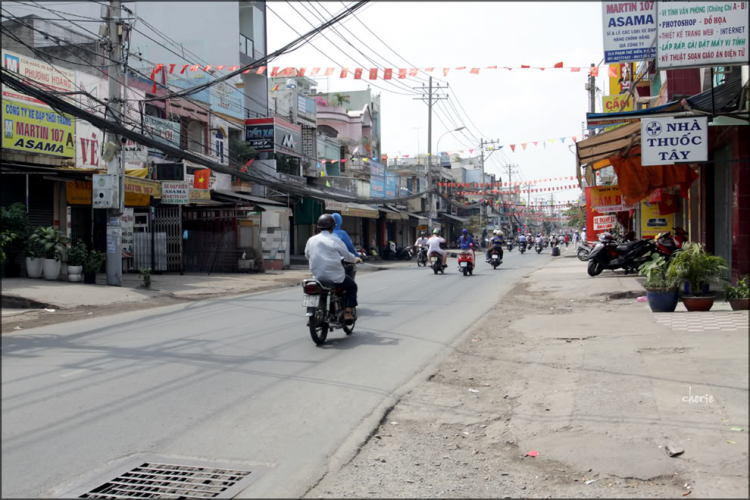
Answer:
[577,248,589,262]
[309,312,329,345]
[587,260,603,277]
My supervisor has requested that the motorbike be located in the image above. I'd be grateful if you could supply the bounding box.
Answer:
[506,241,514,252]
[416,245,429,267]
[429,250,447,274]
[458,243,475,276]
[488,248,503,269]
[543,240,549,248]
[519,241,526,254]
[302,265,358,346]
[397,246,414,261]
[535,241,543,254]
[586,233,654,277]
[655,227,688,259]
[576,241,591,261]
[355,246,368,262]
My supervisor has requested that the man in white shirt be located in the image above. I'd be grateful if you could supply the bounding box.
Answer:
[305,214,361,322]
[414,232,429,248]
[427,228,447,267]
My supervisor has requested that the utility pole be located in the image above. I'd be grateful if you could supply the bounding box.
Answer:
[500,162,518,233]
[478,139,500,230]
[104,0,124,286]
[414,77,448,227]
[587,63,597,138]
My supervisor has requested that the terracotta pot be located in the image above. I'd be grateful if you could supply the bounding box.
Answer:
[682,296,715,312]
[729,298,749,311]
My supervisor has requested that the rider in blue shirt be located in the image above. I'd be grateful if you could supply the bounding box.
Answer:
[332,213,357,278]
[486,230,505,261]
[458,228,474,249]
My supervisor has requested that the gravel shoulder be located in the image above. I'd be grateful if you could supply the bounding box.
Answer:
[305,257,749,499]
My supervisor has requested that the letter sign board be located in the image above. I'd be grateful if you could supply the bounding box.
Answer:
[640,116,707,166]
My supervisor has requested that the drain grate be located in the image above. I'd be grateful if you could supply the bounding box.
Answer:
[60,457,262,499]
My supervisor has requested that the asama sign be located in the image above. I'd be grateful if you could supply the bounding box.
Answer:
[3,101,75,157]
[641,116,708,166]
[602,1,657,63]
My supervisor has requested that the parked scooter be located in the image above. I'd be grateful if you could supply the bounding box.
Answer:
[654,227,688,259]
[586,232,654,276]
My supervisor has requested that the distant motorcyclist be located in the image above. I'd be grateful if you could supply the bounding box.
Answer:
[414,232,429,249]
[458,229,474,249]
[518,233,527,245]
[427,228,447,267]
[486,230,505,262]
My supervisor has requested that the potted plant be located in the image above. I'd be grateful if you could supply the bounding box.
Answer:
[638,252,680,312]
[66,241,88,282]
[725,277,749,311]
[1,203,31,277]
[28,227,70,281]
[83,249,105,284]
[24,236,45,278]
[667,242,728,312]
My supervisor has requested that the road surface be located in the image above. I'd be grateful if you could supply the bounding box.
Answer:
[1,248,553,498]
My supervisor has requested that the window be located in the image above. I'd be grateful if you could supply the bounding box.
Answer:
[215,130,224,163]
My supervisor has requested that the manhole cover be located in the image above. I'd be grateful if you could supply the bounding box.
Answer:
[59,456,262,499]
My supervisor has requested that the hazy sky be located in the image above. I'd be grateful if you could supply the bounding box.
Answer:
[4,1,607,203]
[266,1,604,202]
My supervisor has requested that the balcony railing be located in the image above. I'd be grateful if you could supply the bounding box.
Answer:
[240,34,254,58]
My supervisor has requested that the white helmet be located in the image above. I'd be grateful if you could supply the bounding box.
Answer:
[497,230,504,236]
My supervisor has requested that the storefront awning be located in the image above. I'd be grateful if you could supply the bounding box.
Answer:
[324,200,379,218]
[439,212,467,223]
[576,121,641,168]
[211,189,287,211]
[378,205,408,220]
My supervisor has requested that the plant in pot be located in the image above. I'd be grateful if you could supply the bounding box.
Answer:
[23,236,45,278]
[638,252,680,312]
[667,242,728,312]
[66,241,88,282]
[83,249,105,284]
[0,202,31,277]
[28,227,70,281]
[725,277,749,311]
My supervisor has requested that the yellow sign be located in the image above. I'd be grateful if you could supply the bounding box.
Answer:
[189,189,211,201]
[641,200,673,239]
[124,176,161,198]
[66,180,150,207]
[602,94,634,132]
[3,101,75,157]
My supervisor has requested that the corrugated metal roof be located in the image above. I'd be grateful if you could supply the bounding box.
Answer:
[685,78,744,113]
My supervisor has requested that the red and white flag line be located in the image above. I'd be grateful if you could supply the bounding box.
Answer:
[148,63,599,89]
[439,176,581,190]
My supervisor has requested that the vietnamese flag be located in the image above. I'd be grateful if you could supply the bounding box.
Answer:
[658,193,681,215]
[194,169,211,189]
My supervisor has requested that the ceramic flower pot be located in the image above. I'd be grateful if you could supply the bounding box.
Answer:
[646,290,679,313]
[25,257,44,278]
[729,298,749,311]
[682,296,715,312]
[68,265,83,282]
[43,258,61,281]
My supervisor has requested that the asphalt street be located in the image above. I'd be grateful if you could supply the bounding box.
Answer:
[1,247,554,498]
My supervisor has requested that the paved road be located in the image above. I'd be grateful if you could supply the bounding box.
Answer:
[1,247,554,498]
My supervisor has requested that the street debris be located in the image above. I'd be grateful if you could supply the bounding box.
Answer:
[636,296,648,302]
[585,479,596,485]
[471,339,480,342]
[730,427,744,431]
[44,308,56,312]
[390,421,399,426]
[665,442,684,457]
[727,440,736,444]
[682,491,691,496]
[469,388,479,393]
[526,450,539,457]
[13,326,22,330]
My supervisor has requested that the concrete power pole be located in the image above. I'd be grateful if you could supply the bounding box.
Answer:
[587,63,597,137]
[104,0,124,286]
[414,77,447,227]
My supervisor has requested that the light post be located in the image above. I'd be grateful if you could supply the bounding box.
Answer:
[432,126,465,224]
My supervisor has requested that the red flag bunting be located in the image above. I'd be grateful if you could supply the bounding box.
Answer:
[369,68,378,80]
[399,68,407,79]
[354,68,363,79]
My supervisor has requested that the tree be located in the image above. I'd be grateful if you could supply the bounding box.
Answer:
[330,93,351,107]
[229,138,257,165]
[563,205,586,230]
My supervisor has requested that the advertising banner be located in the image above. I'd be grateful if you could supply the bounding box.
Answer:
[2,49,76,108]
[144,115,181,153]
[656,1,749,69]
[602,93,635,131]
[121,208,135,258]
[588,185,637,213]
[594,214,617,231]
[370,161,385,199]
[641,199,674,238]
[3,101,75,157]
[608,62,635,96]
[385,171,398,198]
[641,116,708,165]
[210,81,244,120]
[602,1,657,63]
[66,181,151,206]
[245,119,274,150]
[162,181,190,204]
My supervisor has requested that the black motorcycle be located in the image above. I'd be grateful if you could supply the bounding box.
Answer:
[519,241,526,254]
[587,236,654,277]
[535,242,543,254]
[488,249,502,269]
[416,245,428,267]
[303,275,357,346]
[506,241,514,252]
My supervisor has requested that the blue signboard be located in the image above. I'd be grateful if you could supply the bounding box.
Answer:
[370,161,385,199]
[385,171,398,199]
[210,81,244,120]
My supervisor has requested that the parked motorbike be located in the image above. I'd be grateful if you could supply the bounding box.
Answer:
[355,246,368,262]
[655,227,688,259]
[488,249,503,269]
[399,246,414,261]
[458,243,475,276]
[576,242,591,261]
[586,232,654,277]
[416,245,428,267]
[303,274,357,346]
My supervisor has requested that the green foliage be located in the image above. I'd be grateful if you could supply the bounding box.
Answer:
[330,93,351,107]
[667,242,728,296]
[0,203,31,259]
[229,137,257,165]
[463,214,483,236]
[66,241,88,266]
[638,252,679,291]
[0,231,17,266]
[139,267,152,289]
[84,249,106,273]
[725,277,749,301]
[563,205,586,230]
[27,227,70,261]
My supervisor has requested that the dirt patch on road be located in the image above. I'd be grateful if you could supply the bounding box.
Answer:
[306,279,693,498]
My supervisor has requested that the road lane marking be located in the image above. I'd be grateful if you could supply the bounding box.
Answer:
[59,370,86,378]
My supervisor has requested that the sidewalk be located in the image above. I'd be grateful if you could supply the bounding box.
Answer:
[1,260,412,331]
[307,251,749,498]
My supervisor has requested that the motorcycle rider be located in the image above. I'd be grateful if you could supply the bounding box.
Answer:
[518,233,527,246]
[305,214,361,323]
[427,228,447,268]
[414,231,429,264]
[486,230,505,262]
[332,213,357,279]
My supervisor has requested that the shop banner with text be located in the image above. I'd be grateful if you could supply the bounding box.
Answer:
[3,101,75,157]
[602,1,657,63]
[641,199,674,238]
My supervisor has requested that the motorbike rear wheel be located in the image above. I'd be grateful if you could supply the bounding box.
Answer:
[577,248,589,262]
[343,307,356,335]
[463,268,469,276]
[309,312,329,345]
[587,260,603,277]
